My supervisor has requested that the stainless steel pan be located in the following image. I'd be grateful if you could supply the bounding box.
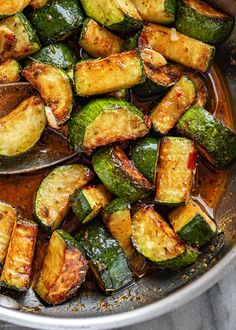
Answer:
[0,1,235,329]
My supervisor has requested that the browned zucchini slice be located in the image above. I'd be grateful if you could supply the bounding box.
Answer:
[0,59,20,83]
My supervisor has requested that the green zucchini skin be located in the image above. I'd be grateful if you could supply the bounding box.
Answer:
[71,190,92,224]
[157,247,199,269]
[75,219,133,294]
[103,198,130,217]
[123,33,139,51]
[29,0,85,44]
[176,106,236,169]
[176,0,235,44]
[130,136,160,184]
[92,145,153,202]
[29,43,76,69]
[68,98,149,155]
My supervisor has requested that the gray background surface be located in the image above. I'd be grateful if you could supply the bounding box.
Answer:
[0,264,235,330]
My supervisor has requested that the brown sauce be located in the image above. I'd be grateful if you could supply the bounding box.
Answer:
[0,63,233,281]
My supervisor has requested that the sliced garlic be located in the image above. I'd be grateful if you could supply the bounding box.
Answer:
[45,106,60,129]
[141,48,167,68]
[170,28,179,42]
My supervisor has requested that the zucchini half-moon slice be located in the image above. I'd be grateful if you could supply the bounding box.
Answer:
[0,59,20,83]
[0,0,31,18]
[0,96,46,157]
[22,62,73,128]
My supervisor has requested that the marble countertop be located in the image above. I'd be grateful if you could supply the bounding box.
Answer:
[1,264,235,330]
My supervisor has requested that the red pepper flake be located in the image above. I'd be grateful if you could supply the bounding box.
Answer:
[84,230,89,239]
[188,151,197,170]
[101,302,107,308]
[177,92,183,97]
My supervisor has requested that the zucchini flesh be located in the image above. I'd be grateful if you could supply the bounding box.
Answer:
[0,14,41,61]
[22,62,73,128]
[0,0,31,18]
[75,50,145,97]
[102,198,135,258]
[80,0,143,34]
[0,218,38,291]
[29,43,76,70]
[71,184,112,224]
[79,18,124,58]
[30,0,49,9]
[187,72,208,107]
[68,98,149,155]
[131,205,199,269]
[130,136,160,184]
[34,230,88,305]
[150,75,196,135]
[131,0,176,24]
[176,106,236,169]
[0,96,46,157]
[133,62,186,98]
[140,23,215,72]
[75,219,133,293]
[0,201,18,265]
[155,137,196,205]
[92,145,154,202]
[29,0,85,44]
[169,199,217,246]
[176,0,235,44]
[0,26,17,60]
[0,59,20,83]
[34,164,94,232]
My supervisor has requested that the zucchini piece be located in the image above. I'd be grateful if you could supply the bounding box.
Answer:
[123,33,139,51]
[176,106,236,169]
[22,62,73,128]
[0,96,46,157]
[0,0,31,18]
[71,184,112,224]
[34,164,94,232]
[131,0,176,24]
[187,72,208,107]
[169,199,217,246]
[29,0,85,45]
[0,218,38,291]
[0,26,17,60]
[155,137,196,205]
[176,0,235,44]
[130,136,160,184]
[102,198,135,258]
[150,75,196,135]
[92,145,154,202]
[0,14,41,61]
[140,23,215,72]
[74,50,145,97]
[30,0,49,9]
[0,59,20,83]
[29,43,76,70]
[79,18,124,58]
[0,201,18,265]
[75,219,133,293]
[132,205,199,269]
[34,230,88,305]
[80,0,142,34]
[68,98,149,155]
[133,62,186,98]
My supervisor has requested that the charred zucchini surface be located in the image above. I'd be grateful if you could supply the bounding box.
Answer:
[0,59,20,83]
[150,75,196,135]
[68,98,149,155]
[169,199,217,246]
[30,0,49,9]
[0,96,46,157]
[103,198,135,258]
[79,19,124,58]
[131,0,176,24]
[131,206,199,269]
[0,218,38,291]
[22,62,73,128]
[140,23,215,72]
[34,230,88,305]
[176,106,236,169]
[80,0,143,34]
[92,145,154,202]
[176,0,235,44]
[71,184,112,224]
[75,219,133,293]
[0,201,18,265]
[0,14,40,61]
[0,0,31,18]
[155,137,196,205]
[130,136,160,184]
[74,51,145,97]
[34,164,94,232]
